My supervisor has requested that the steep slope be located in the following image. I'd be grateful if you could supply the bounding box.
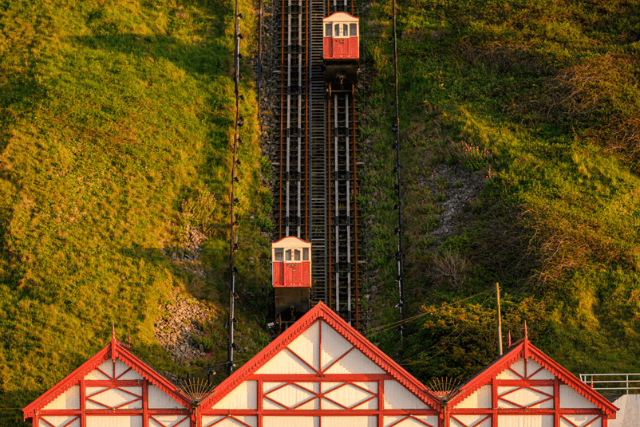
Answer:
[360,0,640,381]
[0,0,270,423]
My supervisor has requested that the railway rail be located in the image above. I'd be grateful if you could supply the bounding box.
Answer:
[272,0,362,330]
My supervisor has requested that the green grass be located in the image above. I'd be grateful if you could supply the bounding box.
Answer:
[361,0,640,384]
[0,0,270,423]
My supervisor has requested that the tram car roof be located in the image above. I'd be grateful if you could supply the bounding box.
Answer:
[323,11,359,23]
[272,235,311,248]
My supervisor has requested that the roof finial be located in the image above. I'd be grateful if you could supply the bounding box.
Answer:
[111,322,117,363]
[524,320,528,340]
[508,330,511,347]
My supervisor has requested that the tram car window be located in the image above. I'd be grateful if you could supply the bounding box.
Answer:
[272,236,312,331]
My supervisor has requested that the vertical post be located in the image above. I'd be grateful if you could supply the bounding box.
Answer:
[391,0,405,343]
[496,283,503,356]
[80,378,86,427]
[229,0,241,375]
[142,380,149,427]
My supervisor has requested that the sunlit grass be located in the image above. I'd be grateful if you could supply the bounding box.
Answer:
[0,0,269,423]
[361,0,640,381]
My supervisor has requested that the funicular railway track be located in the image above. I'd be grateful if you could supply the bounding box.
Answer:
[272,0,362,330]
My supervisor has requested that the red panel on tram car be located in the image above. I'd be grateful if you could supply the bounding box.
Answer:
[272,236,311,288]
[323,13,359,60]
[273,262,284,286]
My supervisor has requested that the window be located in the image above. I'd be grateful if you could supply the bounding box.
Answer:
[350,23,357,37]
[286,250,292,261]
[303,248,309,261]
[325,23,332,37]
[334,23,340,37]
[343,24,348,37]
[275,248,284,261]
[294,250,301,261]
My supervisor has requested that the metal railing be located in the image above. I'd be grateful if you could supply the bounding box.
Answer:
[580,373,640,394]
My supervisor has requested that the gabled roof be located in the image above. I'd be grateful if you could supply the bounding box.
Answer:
[23,330,191,420]
[272,236,312,246]
[323,12,359,22]
[447,333,618,417]
[200,301,441,410]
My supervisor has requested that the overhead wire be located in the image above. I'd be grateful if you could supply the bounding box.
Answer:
[367,288,493,335]
[400,292,495,366]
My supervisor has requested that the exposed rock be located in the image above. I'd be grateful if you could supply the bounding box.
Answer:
[154,290,215,364]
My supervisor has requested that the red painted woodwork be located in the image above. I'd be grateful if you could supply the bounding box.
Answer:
[323,12,359,60]
[446,332,618,427]
[199,302,441,412]
[281,262,310,287]
[23,329,192,426]
[24,303,621,427]
[323,36,359,60]
[272,236,311,288]
[273,262,284,286]
[273,260,310,287]
[199,302,441,427]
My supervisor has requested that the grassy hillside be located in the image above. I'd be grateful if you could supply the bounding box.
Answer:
[0,0,270,423]
[361,0,640,383]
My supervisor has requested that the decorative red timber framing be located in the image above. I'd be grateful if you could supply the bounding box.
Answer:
[198,302,441,427]
[445,332,618,427]
[23,307,620,427]
[23,327,192,427]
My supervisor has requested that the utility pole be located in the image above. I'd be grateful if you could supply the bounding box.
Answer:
[496,283,503,356]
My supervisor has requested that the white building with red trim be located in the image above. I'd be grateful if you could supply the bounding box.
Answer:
[197,302,442,427]
[445,333,618,427]
[23,303,619,427]
[23,329,193,427]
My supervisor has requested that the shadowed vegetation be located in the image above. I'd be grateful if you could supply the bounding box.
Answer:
[361,0,640,384]
[0,0,270,424]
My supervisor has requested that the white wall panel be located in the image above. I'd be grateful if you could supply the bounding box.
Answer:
[256,350,317,374]
[43,385,80,410]
[560,415,600,427]
[150,415,190,427]
[148,385,185,409]
[263,416,317,427]
[321,416,376,427]
[609,394,640,427]
[320,322,354,371]
[497,359,524,380]
[264,382,286,393]
[451,415,491,427]
[87,387,142,409]
[527,360,554,380]
[288,322,320,370]
[267,382,318,409]
[497,415,552,427]
[86,416,142,427]
[203,415,257,427]
[85,366,110,380]
[114,360,131,378]
[323,383,377,409]
[119,367,143,380]
[559,385,596,409]
[384,381,429,409]
[324,349,385,375]
[385,415,439,427]
[39,416,80,427]
[212,380,257,409]
[498,386,553,409]
[457,385,491,409]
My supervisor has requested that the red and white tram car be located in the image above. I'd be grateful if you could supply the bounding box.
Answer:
[272,236,312,330]
[323,12,359,92]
